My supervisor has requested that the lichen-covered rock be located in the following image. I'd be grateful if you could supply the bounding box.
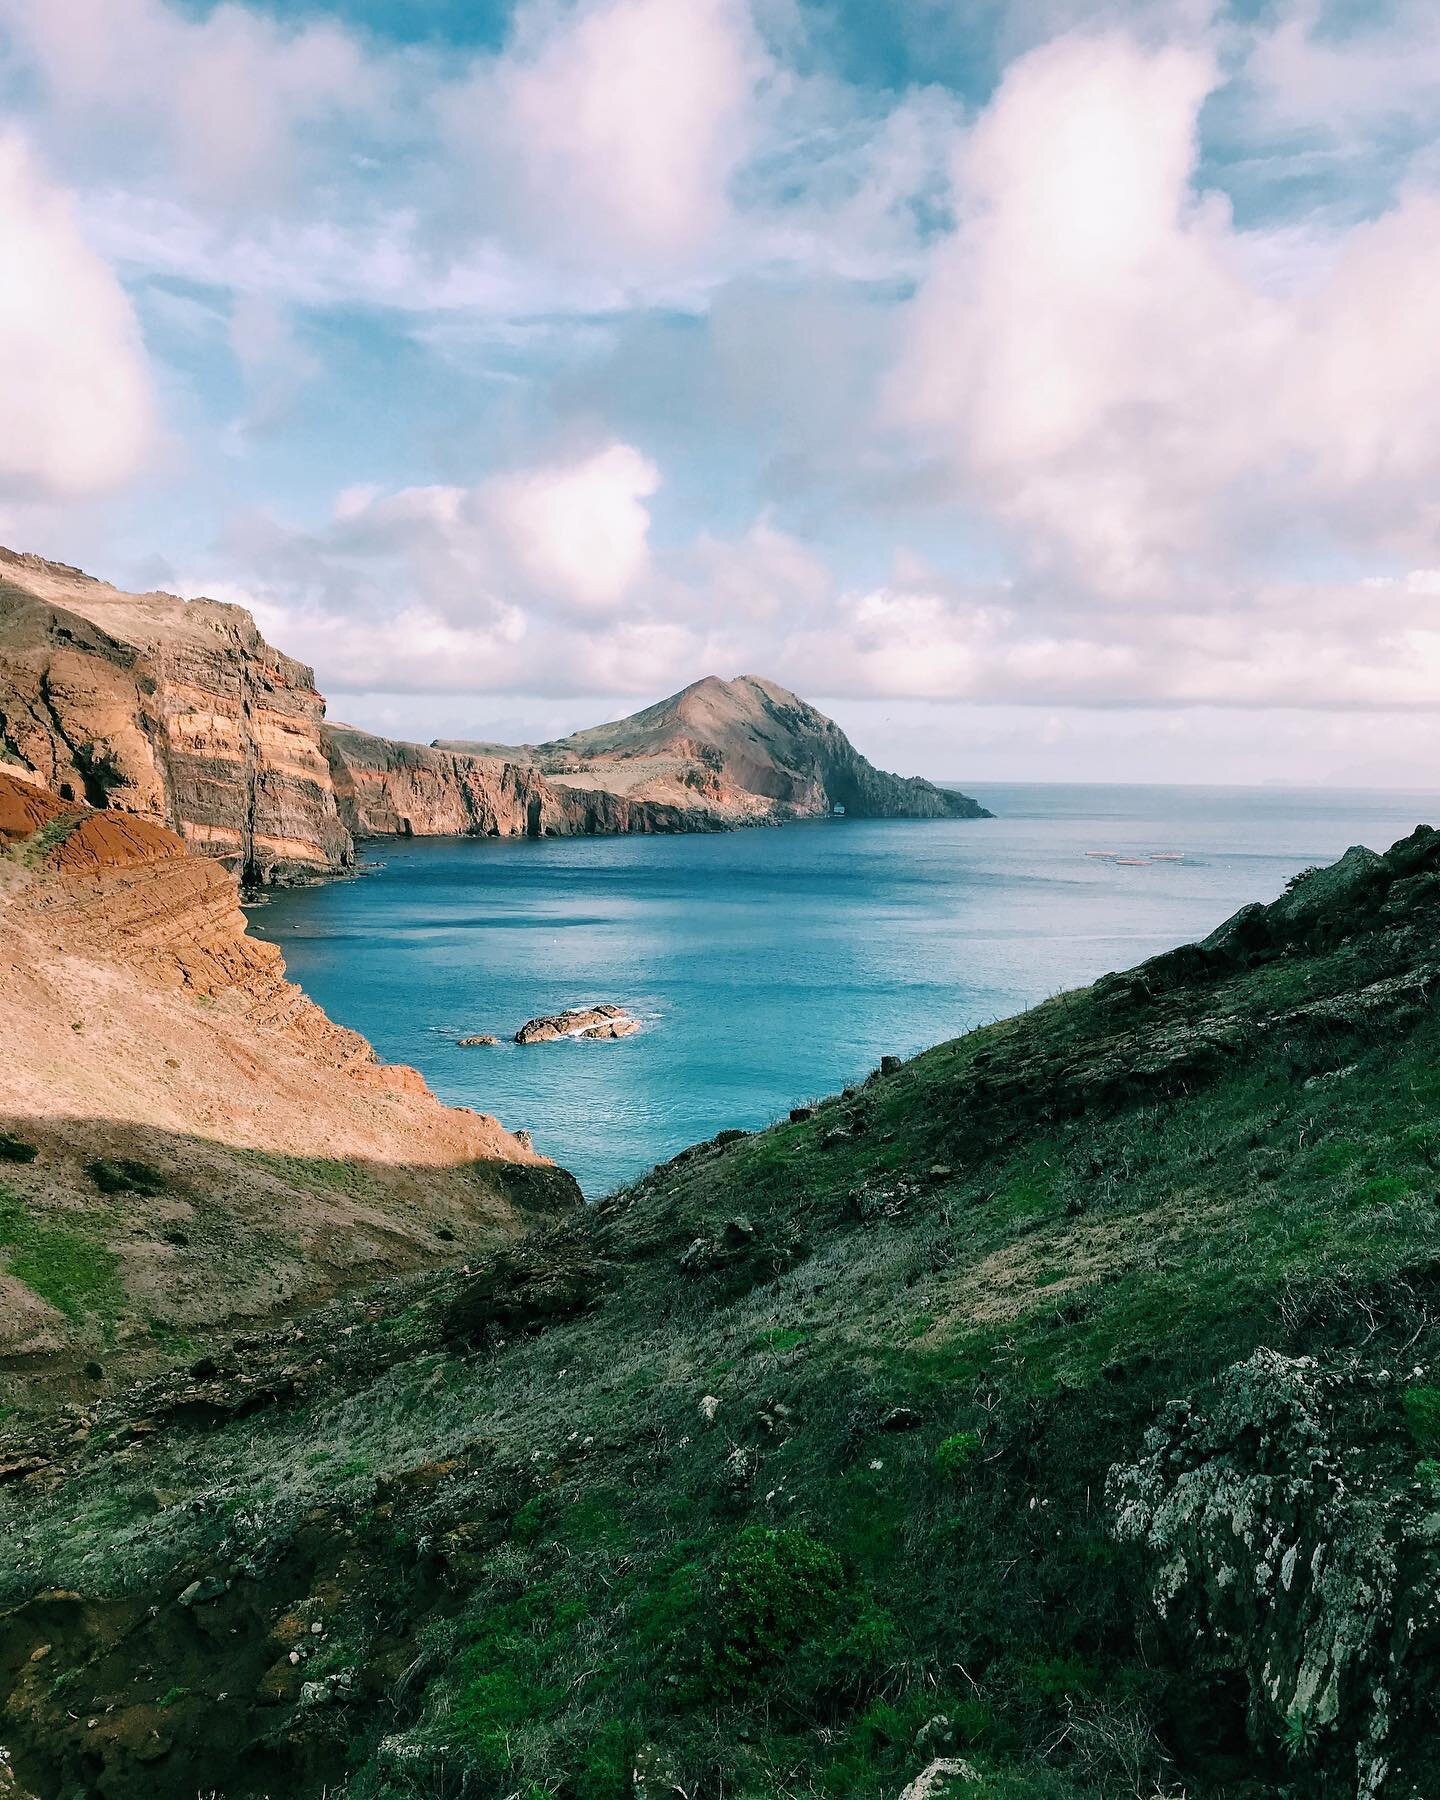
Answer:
[898,1758,979,1798]
[1109,1348,1440,1797]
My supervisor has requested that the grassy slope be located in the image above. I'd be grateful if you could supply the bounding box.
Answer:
[4,834,1440,1798]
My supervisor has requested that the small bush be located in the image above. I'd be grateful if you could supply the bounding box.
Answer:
[699,1527,847,1696]
[935,1430,982,1477]
[86,1157,168,1197]
[0,1134,38,1164]
[1403,1385,1440,1451]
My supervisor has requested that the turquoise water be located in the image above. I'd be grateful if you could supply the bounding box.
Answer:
[247,783,1440,1195]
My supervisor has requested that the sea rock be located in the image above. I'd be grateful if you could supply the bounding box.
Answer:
[458,1035,499,1047]
[516,1004,636,1044]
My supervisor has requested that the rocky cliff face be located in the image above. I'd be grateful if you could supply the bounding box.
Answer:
[1,551,988,878]
[324,721,723,840]
[439,673,991,824]
[0,772,576,1369]
[0,550,351,885]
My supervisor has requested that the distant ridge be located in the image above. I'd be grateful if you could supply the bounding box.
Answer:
[0,548,990,881]
[434,672,992,825]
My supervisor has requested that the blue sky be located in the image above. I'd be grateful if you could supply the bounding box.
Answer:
[2,0,1440,782]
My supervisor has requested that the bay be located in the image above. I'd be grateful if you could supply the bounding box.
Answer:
[247,782,1440,1195]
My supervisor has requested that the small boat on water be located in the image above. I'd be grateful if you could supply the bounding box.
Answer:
[1114,858,1150,866]
[1150,853,1184,861]
[1084,850,1117,859]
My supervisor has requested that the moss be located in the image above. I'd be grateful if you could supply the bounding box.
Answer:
[936,1429,982,1476]
[1402,1385,1440,1452]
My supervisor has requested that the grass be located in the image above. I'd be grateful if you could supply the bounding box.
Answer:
[7,838,1440,1796]
[0,1185,124,1330]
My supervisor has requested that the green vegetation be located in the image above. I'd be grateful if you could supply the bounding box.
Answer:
[86,1156,168,1197]
[4,811,82,867]
[935,1429,981,1477]
[0,1133,38,1164]
[0,1185,123,1329]
[6,829,1440,1796]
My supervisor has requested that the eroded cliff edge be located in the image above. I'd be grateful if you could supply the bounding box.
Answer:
[0,549,350,886]
[0,772,577,1371]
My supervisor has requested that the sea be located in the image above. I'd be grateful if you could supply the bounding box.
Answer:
[246,783,1440,1197]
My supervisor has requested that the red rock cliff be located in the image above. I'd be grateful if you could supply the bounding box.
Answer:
[0,549,352,884]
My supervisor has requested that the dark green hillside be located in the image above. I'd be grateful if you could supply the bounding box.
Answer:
[5,832,1440,1798]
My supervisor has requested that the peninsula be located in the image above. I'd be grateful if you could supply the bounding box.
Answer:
[0,548,988,888]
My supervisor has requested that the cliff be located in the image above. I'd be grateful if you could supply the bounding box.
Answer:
[324,722,719,841]
[0,549,351,885]
[438,672,991,823]
[0,552,988,876]
[6,830,1440,1795]
[0,772,577,1369]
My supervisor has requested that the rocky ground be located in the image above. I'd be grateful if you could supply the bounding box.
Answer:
[4,827,1440,1795]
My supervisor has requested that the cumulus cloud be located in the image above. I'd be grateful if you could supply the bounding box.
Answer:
[890,28,1440,595]
[441,0,768,274]
[0,133,153,496]
[0,0,382,207]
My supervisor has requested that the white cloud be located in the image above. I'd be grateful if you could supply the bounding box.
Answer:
[480,443,660,612]
[0,133,153,496]
[0,0,382,206]
[890,28,1440,593]
[443,0,768,273]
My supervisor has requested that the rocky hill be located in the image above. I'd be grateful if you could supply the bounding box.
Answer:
[0,549,351,886]
[4,826,1439,1796]
[1,553,988,883]
[438,673,990,823]
[0,772,576,1376]
[324,722,721,841]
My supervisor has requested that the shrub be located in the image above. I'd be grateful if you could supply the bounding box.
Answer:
[935,1431,982,1477]
[86,1157,167,1197]
[1403,1386,1440,1452]
[699,1527,847,1696]
[0,1134,38,1164]
[572,1719,636,1799]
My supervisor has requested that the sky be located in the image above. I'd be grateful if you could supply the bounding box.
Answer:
[2,0,1440,785]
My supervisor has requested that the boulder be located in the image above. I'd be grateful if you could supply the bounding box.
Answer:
[458,1034,499,1047]
[516,1004,637,1043]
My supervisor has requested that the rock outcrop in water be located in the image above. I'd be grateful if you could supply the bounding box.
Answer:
[515,1004,639,1043]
